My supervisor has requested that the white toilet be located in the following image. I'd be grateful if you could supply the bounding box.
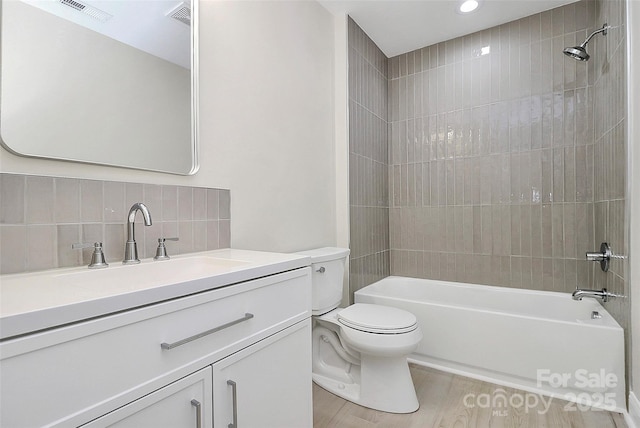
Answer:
[296,247,422,414]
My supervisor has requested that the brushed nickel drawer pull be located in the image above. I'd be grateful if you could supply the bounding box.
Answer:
[191,399,202,428]
[160,313,254,350]
[227,380,238,428]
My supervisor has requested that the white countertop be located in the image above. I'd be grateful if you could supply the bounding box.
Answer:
[0,249,310,340]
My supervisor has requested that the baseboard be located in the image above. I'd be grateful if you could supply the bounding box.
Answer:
[626,392,640,428]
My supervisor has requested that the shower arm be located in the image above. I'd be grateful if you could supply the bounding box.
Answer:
[581,24,610,47]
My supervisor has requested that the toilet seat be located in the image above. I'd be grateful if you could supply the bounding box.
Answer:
[337,303,417,334]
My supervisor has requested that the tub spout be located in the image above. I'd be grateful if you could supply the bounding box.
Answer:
[572,288,623,303]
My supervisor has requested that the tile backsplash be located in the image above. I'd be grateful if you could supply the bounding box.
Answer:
[0,173,231,274]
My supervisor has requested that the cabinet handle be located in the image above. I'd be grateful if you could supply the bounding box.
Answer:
[160,313,254,350]
[227,380,238,428]
[191,399,202,428]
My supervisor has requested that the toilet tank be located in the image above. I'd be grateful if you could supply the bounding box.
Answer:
[295,247,350,315]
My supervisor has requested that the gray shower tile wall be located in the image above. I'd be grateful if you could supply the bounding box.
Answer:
[348,18,390,296]
[589,0,629,385]
[0,173,231,274]
[386,0,626,295]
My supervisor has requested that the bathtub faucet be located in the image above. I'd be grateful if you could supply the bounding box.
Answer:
[571,288,623,303]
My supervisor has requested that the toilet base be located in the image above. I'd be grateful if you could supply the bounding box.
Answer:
[313,373,362,406]
[312,355,419,414]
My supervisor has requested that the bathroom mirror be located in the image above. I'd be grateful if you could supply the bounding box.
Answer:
[0,0,199,175]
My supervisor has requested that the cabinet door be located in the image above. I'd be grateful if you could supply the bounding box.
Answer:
[83,367,212,428]
[212,319,312,428]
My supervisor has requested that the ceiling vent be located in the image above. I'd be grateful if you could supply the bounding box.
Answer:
[167,2,191,26]
[58,0,113,23]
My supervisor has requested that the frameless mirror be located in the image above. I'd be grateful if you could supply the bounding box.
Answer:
[0,0,199,175]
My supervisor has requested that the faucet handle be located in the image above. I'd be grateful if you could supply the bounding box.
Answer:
[586,242,612,272]
[72,242,94,250]
[154,237,179,261]
[72,242,109,269]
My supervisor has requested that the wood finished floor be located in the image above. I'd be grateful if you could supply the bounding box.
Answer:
[313,364,628,428]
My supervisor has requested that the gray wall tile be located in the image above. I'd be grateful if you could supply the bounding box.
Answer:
[0,173,231,274]
[0,225,26,274]
[219,190,231,220]
[193,188,207,221]
[385,0,626,304]
[219,220,231,248]
[79,179,103,222]
[348,18,390,298]
[161,185,178,221]
[1,174,25,224]
[103,182,125,223]
[25,176,54,224]
[55,178,80,224]
[178,187,194,221]
[26,225,56,271]
[57,224,81,267]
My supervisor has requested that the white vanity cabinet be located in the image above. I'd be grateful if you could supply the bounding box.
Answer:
[212,320,311,428]
[0,266,312,428]
[82,367,213,428]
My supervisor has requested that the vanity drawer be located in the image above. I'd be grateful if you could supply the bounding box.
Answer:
[0,267,311,428]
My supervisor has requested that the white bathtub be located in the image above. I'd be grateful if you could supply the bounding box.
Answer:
[355,276,625,412]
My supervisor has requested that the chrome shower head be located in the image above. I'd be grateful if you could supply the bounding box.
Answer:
[563,45,590,61]
[563,23,610,61]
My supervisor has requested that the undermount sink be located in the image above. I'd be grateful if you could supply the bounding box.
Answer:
[54,256,251,289]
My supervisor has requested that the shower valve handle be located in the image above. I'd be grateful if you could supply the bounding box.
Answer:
[586,242,612,272]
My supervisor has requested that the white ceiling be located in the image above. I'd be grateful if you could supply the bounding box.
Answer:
[318,0,578,57]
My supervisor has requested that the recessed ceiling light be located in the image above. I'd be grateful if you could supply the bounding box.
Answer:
[458,0,479,13]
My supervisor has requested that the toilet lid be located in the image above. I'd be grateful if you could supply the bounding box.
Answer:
[337,303,418,334]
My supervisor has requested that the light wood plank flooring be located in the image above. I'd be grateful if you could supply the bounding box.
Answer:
[313,364,627,428]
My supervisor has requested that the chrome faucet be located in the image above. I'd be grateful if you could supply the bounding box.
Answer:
[571,288,623,303]
[123,202,152,264]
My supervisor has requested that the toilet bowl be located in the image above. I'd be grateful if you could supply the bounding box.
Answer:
[296,247,422,413]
